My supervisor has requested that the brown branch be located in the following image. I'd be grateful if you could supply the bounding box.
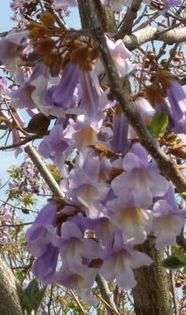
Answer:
[115,0,143,39]
[83,0,186,196]
[0,136,38,151]
[0,221,33,228]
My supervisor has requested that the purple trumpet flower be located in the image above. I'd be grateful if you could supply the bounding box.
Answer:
[110,108,129,154]
[26,202,59,282]
[26,201,58,256]
[68,154,109,218]
[10,63,48,109]
[51,62,80,111]
[106,194,152,245]
[0,30,29,72]
[101,231,152,289]
[55,262,97,291]
[59,221,103,270]
[166,79,186,134]
[111,143,169,208]
[152,185,186,249]
[39,118,74,168]
[32,244,59,283]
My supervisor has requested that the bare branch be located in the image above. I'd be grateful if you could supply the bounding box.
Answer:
[123,26,186,50]
[0,136,38,151]
[115,0,143,39]
[96,274,121,315]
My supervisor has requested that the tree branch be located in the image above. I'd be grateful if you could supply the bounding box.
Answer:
[123,26,186,50]
[0,256,22,315]
[24,144,64,198]
[95,275,120,315]
[83,0,186,196]
[115,0,143,39]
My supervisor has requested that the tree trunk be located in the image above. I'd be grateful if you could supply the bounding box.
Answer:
[0,256,22,315]
[133,237,172,315]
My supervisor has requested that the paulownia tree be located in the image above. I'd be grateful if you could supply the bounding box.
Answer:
[0,0,186,314]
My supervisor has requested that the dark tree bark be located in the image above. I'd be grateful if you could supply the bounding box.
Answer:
[133,238,172,315]
[0,256,22,315]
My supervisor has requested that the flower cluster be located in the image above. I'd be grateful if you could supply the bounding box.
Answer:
[0,0,186,302]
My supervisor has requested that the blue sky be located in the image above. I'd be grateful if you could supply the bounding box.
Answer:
[0,2,80,31]
[0,1,15,32]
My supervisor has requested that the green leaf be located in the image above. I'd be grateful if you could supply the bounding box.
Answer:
[182,289,186,295]
[162,254,186,269]
[147,111,168,137]
[47,164,61,183]
[22,194,36,206]
[19,279,46,315]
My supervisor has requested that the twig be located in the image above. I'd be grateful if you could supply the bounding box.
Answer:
[69,290,88,315]
[0,199,38,214]
[94,291,120,315]
[0,221,33,228]
[115,0,143,39]
[0,136,38,151]
[47,284,54,315]
[96,274,120,315]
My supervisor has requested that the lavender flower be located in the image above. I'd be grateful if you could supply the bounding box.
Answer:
[39,118,74,168]
[32,244,59,283]
[0,31,29,72]
[68,154,109,218]
[51,62,80,111]
[10,63,48,109]
[101,232,152,289]
[59,221,103,270]
[106,194,152,244]
[152,185,186,249]
[55,262,97,291]
[100,36,134,76]
[26,201,58,257]
[111,143,169,208]
[26,202,60,282]
[110,108,129,153]
[163,0,182,7]
[166,79,186,134]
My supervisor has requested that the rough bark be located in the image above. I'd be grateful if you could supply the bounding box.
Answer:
[0,256,22,315]
[133,238,172,315]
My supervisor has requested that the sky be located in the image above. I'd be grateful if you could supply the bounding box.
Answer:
[0,1,15,32]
